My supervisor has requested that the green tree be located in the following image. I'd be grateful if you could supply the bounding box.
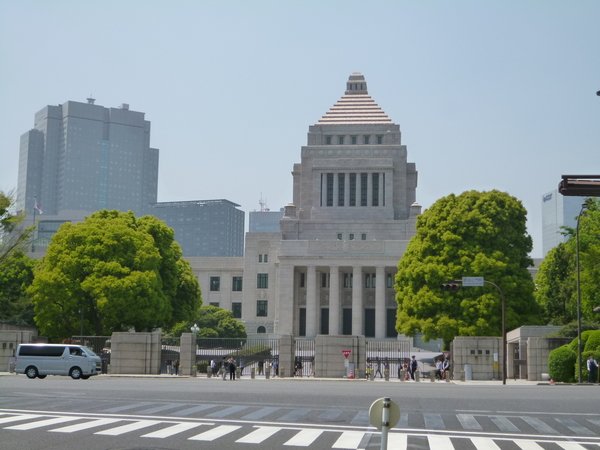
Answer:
[28,210,201,339]
[535,198,600,324]
[0,191,33,262]
[395,190,541,348]
[168,305,246,338]
[0,250,36,326]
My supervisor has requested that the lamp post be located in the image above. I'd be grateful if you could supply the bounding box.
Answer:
[576,203,587,384]
[190,323,199,334]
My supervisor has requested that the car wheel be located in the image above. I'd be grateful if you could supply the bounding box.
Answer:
[80,375,90,380]
[37,375,47,379]
[69,367,82,379]
[25,366,38,379]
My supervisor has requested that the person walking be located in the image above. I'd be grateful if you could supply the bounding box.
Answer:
[587,355,598,383]
[410,355,418,381]
[374,358,382,378]
[228,357,237,381]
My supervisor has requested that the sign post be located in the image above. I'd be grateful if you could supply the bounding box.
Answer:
[369,397,400,450]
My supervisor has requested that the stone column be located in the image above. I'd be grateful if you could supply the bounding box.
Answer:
[329,266,340,335]
[306,265,317,337]
[352,266,363,335]
[375,266,386,338]
[180,332,197,376]
[276,264,295,335]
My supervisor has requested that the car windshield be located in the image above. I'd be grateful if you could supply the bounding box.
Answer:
[82,346,97,357]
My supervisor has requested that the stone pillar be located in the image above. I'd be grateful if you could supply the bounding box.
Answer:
[276,264,295,335]
[329,266,340,335]
[306,265,317,337]
[278,334,294,378]
[375,266,386,338]
[110,331,161,374]
[352,266,363,335]
[180,332,197,376]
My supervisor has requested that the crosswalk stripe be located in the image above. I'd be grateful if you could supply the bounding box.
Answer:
[141,421,205,438]
[427,435,454,450]
[520,417,558,435]
[241,406,280,421]
[50,418,122,433]
[95,420,162,435]
[457,414,482,430]
[176,404,218,416]
[206,405,249,418]
[471,437,502,450]
[350,410,369,426]
[490,415,520,432]
[5,416,80,430]
[424,413,445,430]
[236,426,281,443]
[556,418,595,435]
[102,402,155,413]
[136,403,183,414]
[332,431,364,449]
[284,428,323,447]
[0,414,42,425]
[189,424,242,441]
[556,442,591,450]
[514,439,545,450]
[387,432,407,450]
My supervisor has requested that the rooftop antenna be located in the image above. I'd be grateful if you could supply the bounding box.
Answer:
[86,94,95,105]
[259,194,269,212]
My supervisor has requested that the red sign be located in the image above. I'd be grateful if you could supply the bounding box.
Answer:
[342,349,351,358]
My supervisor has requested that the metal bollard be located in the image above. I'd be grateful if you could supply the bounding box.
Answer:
[430,370,436,382]
[384,369,389,381]
[415,370,420,382]
[251,368,255,379]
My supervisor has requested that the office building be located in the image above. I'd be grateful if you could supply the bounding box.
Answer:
[541,189,585,256]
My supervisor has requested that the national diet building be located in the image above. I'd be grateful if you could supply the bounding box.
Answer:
[192,73,420,339]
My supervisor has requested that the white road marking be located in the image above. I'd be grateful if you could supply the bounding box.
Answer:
[284,428,323,446]
[50,418,121,433]
[140,421,205,438]
[95,419,162,435]
[188,424,242,441]
[236,426,281,443]
[332,430,364,449]
[5,416,80,430]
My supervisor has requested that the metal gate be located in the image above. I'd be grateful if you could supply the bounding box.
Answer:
[366,339,410,379]
[294,338,315,377]
[71,336,111,373]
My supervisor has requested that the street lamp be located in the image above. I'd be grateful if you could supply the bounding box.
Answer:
[576,203,588,384]
[190,323,199,334]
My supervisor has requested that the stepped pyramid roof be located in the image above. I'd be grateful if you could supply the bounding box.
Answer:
[317,73,393,125]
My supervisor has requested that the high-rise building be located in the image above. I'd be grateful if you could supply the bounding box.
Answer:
[17,99,158,217]
[541,189,585,256]
[16,99,244,257]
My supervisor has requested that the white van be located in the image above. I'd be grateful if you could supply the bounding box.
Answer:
[15,344,102,380]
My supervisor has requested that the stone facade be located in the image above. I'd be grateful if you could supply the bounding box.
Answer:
[451,336,504,381]
[109,331,161,374]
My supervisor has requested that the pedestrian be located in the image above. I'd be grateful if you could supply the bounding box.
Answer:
[258,360,264,375]
[374,358,382,378]
[435,358,443,380]
[173,359,179,376]
[442,357,450,380]
[228,357,237,381]
[210,359,217,377]
[410,355,418,380]
[273,359,279,377]
[166,359,172,375]
[587,355,598,383]
[221,357,228,380]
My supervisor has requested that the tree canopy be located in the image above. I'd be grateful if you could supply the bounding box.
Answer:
[28,210,202,339]
[168,305,246,338]
[535,198,600,325]
[0,191,32,262]
[395,190,542,348]
[0,250,35,326]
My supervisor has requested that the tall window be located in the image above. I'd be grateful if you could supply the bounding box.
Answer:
[386,273,394,288]
[365,273,376,289]
[325,136,332,145]
[258,254,268,263]
[232,302,242,318]
[256,300,268,317]
[351,135,357,145]
[338,173,345,206]
[321,272,329,288]
[349,173,356,206]
[377,135,383,144]
[337,135,344,144]
[299,272,305,288]
[210,276,220,291]
[372,173,379,206]
[257,273,268,289]
[343,272,353,288]
[363,135,370,144]
[326,173,334,207]
[232,276,243,292]
[360,173,368,206]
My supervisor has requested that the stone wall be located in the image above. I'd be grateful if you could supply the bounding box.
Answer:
[315,335,365,378]
[0,330,36,372]
[452,336,503,381]
[109,331,161,374]
[526,336,570,381]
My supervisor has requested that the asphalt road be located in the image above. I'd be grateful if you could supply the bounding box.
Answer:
[0,374,598,450]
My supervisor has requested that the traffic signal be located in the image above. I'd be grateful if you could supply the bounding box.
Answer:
[441,281,461,291]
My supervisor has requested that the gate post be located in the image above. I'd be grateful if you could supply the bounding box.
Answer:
[278,335,294,378]
[180,333,196,376]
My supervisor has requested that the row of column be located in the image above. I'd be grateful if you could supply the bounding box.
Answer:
[320,172,385,207]
[305,265,388,338]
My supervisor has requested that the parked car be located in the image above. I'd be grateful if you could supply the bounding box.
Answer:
[15,343,102,380]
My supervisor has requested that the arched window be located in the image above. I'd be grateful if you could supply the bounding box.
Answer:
[257,326,266,334]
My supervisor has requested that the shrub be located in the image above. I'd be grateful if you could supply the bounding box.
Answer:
[548,345,576,382]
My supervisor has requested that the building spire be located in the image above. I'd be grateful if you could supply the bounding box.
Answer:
[345,72,368,95]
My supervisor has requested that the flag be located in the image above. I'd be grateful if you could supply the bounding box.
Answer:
[33,198,43,215]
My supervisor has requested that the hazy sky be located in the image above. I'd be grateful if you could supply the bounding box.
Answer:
[1,1,599,258]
